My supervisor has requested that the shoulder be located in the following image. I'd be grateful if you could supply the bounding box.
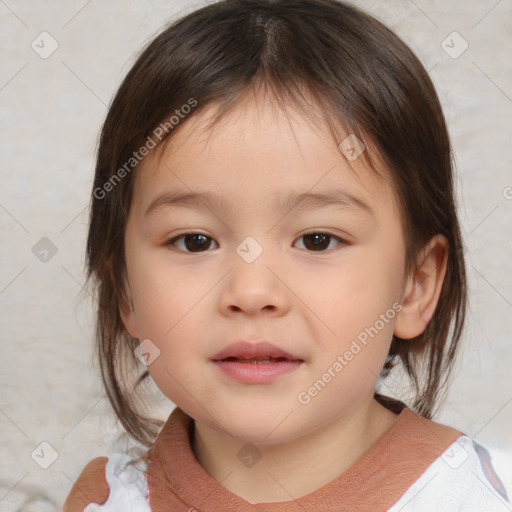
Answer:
[451,437,509,505]
[64,452,151,512]
[388,435,510,511]
[63,456,110,512]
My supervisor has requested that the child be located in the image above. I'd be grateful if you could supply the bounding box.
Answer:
[64,0,509,510]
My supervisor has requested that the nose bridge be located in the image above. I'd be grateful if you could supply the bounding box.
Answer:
[220,233,288,314]
[235,234,267,266]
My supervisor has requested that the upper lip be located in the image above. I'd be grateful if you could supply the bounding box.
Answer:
[211,341,303,361]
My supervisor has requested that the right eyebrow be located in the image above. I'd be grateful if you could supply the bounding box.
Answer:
[144,190,226,218]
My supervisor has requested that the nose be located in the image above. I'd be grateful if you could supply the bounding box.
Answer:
[218,247,291,317]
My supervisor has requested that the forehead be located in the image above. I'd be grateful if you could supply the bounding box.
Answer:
[131,96,398,221]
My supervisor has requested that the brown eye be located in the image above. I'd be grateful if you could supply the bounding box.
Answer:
[166,231,344,253]
[295,233,343,252]
[167,233,218,252]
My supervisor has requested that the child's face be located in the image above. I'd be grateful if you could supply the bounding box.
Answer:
[122,96,408,443]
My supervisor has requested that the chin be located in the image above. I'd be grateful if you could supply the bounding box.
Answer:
[216,412,306,446]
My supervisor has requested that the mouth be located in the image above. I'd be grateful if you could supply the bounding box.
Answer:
[216,356,297,364]
[211,341,304,383]
[211,340,303,362]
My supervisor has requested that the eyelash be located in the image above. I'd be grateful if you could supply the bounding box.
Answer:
[164,231,347,253]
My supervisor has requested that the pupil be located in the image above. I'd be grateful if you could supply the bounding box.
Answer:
[306,233,328,251]
[185,234,210,252]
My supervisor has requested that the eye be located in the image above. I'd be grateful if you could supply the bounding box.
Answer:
[294,232,345,252]
[166,233,218,253]
[165,231,346,253]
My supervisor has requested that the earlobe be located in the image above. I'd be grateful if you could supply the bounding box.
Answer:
[393,235,448,339]
[119,286,139,339]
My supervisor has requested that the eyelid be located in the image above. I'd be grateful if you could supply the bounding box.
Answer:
[299,230,348,242]
[294,231,347,251]
[165,232,219,251]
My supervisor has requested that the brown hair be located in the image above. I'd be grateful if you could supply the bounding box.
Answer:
[84,0,467,450]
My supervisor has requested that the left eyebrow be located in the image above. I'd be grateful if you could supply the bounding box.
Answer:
[276,189,374,216]
[143,188,374,218]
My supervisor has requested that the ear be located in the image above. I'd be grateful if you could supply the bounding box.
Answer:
[394,235,448,339]
[119,283,139,339]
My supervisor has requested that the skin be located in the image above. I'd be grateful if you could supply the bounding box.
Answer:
[120,92,448,503]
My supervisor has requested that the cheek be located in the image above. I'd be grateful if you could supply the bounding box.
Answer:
[126,247,219,394]
[129,248,205,337]
[305,251,402,334]
[136,292,207,409]
[299,243,403,384]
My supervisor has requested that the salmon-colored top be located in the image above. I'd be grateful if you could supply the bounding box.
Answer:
[64,403,463,512]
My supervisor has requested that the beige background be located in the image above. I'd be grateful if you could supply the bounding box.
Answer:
[0,0,511,510]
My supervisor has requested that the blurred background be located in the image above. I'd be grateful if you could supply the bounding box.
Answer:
[1,0,511,509]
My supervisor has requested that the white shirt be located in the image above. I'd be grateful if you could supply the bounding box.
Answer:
[84,435,509,511]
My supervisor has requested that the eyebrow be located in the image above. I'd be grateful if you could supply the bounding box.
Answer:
[144,189,374,218]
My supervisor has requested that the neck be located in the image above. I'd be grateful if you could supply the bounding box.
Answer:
[191,397,398,504]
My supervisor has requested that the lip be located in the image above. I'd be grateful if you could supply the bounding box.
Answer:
[211,341,302,362]
[211,341,304,384]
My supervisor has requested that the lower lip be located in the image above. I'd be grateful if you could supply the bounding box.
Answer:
[212,359,303,384]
